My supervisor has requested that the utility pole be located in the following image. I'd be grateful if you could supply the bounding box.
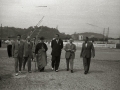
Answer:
[107,27,109,43]
[106,27,109,43]
[56,25,58,30]
[119,35,120,44]
[1,24,2,39]
[7,26,9,38]
[103,28,105,43]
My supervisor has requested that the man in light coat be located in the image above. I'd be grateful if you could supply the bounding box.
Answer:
[64,38,76,73]
[12,35,24,76]
[23,36,33,73]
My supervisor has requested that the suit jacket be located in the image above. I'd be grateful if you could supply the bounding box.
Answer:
[12,40,24,58]
[0,39,1,47]
[32,41,37,53]
[23,41,33,57]
[64,43,76,59]
[35,42,48,54]
[80,42,95,58]
[51,39,63,56]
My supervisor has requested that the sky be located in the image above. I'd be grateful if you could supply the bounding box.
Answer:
[0,0,120,38]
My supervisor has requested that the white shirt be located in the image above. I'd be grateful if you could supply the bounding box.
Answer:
[85,43,87,47]
[5,40,12,45]
[17,40,20,44]
[56,39,59,43]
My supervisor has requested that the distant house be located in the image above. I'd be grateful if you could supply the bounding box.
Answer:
[108,39,120,44]
[72,32,105,41]
[79,35,84,40]
[71,34,78,40]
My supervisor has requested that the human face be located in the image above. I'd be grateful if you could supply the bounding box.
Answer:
[69,39,73,43]
[27,38,31,42]
[33,38,36,41]
[40,40,44,43]
[55,35,59,40]
[85,38,88,43]
[17,36,21,41]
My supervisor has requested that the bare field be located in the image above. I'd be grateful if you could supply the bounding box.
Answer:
[0,45,120,90]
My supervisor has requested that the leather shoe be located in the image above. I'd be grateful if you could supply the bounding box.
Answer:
[71,70,73,73]
[28,71,32,73]
[84,71,88,74]
[55,70,58,72]
[67,69,69,71]
[52,68,54,71]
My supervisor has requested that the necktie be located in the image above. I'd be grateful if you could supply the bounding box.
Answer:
[18,41,20,46]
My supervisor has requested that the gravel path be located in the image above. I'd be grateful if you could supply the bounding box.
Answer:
[0,46,120,90]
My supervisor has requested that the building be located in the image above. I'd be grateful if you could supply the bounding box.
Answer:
[72,32,105,41]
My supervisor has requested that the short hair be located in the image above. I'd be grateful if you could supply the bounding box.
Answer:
[86,37,89,40]
[55,34,59,37]
[69,38,73,41]
[17,34,21,37]
[40,36,44,40]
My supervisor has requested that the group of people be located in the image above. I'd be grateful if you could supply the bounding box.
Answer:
[11,34,95,76]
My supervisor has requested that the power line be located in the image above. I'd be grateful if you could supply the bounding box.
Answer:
[86,23,108,29]
[1,24,2,39]
[103,28,105,43]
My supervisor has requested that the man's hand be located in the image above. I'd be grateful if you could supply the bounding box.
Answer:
[80,55,82,58]
[72,50,75,52]
[67,49,71,51]
[23,55,25,57]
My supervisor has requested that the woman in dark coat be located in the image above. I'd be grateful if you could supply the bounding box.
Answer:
[6,37,12,57]
[35,37,48,72]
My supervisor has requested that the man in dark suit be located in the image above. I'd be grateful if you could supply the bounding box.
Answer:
[0,37,1,48]
[12,35,24,76]
[80,37,95,74]
[51,34,63,72]
[23,36,33,73]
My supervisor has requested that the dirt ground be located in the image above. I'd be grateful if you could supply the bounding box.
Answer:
[0,45,120,90]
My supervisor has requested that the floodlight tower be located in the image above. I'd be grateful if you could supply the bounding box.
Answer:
[86,23,109,43]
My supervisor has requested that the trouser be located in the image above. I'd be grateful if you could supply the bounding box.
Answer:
[7,45,12,57]
[51,56,60,70]
[0,41,1,48]
[83,58,91,72]
[23,57,31,71]
[32,52,35,61]
[14,56,23,73]
[39,67,45,72]
[66,58,74,70]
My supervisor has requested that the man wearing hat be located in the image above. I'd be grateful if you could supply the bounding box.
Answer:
[64,38,76,73]
[35,36,48,72]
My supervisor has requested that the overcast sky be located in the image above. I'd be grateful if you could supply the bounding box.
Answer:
[0,0,120,38]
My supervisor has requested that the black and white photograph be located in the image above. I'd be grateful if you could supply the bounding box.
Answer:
[0,0,120,90]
